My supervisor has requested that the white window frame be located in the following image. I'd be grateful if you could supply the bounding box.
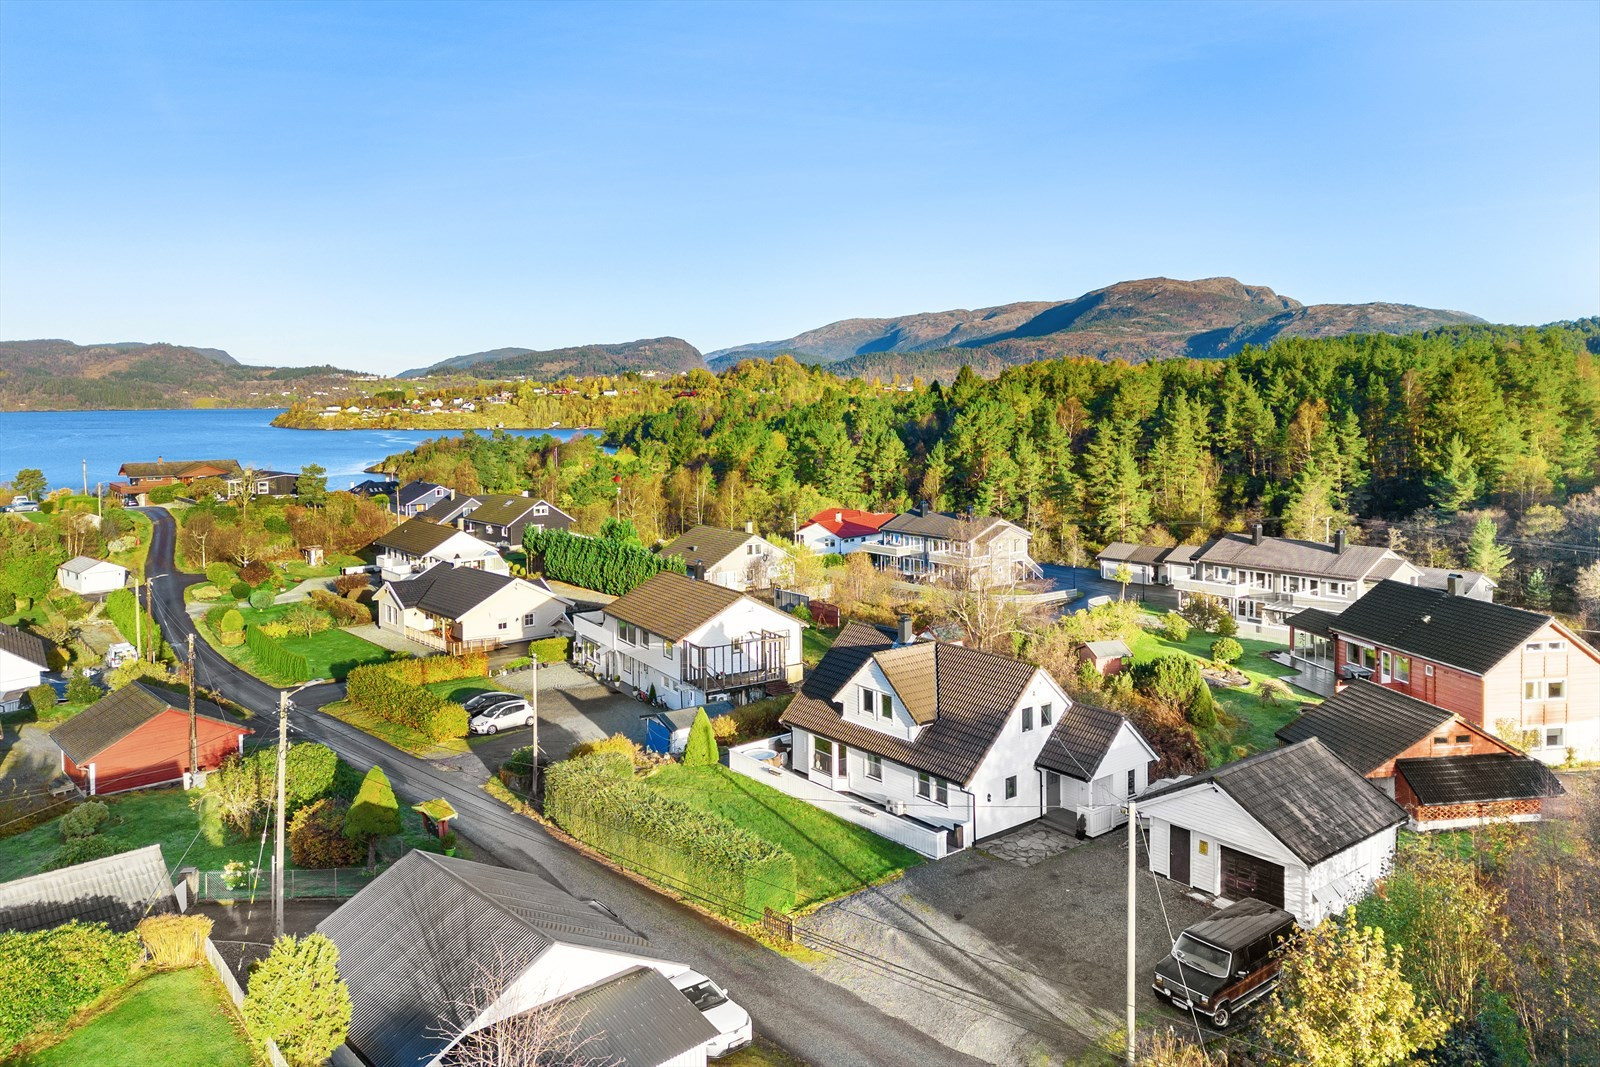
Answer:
[864,753,882,781]
[1041,702,1053,727]
[1022,706,1033,732]
[916,772,949,806]
[1545,726,1566,748]
[1524,679,1567,701]
[1004,776,1018,800]
[523,612,538,627]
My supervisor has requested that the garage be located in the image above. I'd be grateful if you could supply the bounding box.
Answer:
[1220,846,1284,909]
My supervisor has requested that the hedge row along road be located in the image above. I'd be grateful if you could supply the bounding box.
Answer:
[135,507,981,1067]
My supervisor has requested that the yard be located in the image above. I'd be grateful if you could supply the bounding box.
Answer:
[14,966,256,1067]
[319,697,471,759]
[802,625,840,668]
[197,602,391,685]
[279,551,366,581]
[643,764,921,908]
[1128,624,1318,765]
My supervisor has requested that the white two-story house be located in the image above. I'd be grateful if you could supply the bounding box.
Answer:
[777,620,1157,854]
[794,509,896,556]
[861,504,1041,588]
[572,571,803,709]
[374,562,571,653]
[372,519,509,582]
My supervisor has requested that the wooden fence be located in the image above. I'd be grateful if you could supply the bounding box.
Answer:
[204,937,289,1067]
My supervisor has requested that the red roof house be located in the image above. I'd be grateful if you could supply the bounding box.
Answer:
[796,509,896,556]
[51,682,252,795]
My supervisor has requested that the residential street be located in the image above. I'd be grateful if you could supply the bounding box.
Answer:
[137,507,987,1067]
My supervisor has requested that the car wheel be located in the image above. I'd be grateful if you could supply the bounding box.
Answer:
[486,725,497,735]
[1210,1001,1231,1029]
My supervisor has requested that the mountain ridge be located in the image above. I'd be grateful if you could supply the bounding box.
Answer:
[399,336,705,379]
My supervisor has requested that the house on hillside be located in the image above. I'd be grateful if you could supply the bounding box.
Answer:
[860,503,1040,588]
[375,562,570,654]
[1096,543,1168,586]
[228,469,298,498]
[318,851,726,1067]
[352,479,452,517]
[0,622,49,713]
[109,458,242,504]
[0,844,178,933]
[794,509,896,556]
[660,524,788,592]
[1138,739,1406,925]
[56,556,128,597]
[1276,681,1563,829]
[50,682,251,795]
[1415,567,1495,601]
[775,619,1158,855]
[419,492,574,548]
[372,519,509,581]
[572,571,803,709]
[1317,578,1600,764]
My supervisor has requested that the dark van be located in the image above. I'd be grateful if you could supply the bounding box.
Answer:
[1152,898,1297,1028]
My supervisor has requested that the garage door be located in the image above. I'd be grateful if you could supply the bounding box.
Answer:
[1221,846,1284,909]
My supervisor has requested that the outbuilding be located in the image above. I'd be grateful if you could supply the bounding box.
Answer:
[51,682,252,795]
[1077,639,1132,677]
[56,556,129,597]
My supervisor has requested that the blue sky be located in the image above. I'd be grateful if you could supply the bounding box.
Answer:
[1,0,1596,371]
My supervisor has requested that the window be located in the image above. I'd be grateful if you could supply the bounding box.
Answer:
[813,738,834,774]
[747,544,756,555]
[1394,655,1411,684]
[865,753,882,781]
[1545,727,1566,748]
[916,773,949,806]
[497,621,508,630]
[1526,640,1565,652]
[1380,651,1392,682]
[534,504,547,515]
[1127,769,1137,797]
[860,686,874,716]
[880,693,892,720]
[1425,664,1434,677]
[1041,703,1053,727]
[618,622,644,646]
[1433,735,1450,747]
[1525,679,1568,701]
[1004,776,1018,800]
[1022,706,1033,732]
[523,612,537,626]
[1549,680,1566,699]
[1456,734,1469,744]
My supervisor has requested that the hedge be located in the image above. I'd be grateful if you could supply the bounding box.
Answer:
[105,587,161,659]
[522,527,686,596]
[345,664,469,742]
[26,684,56,713]
[245,625,311,684]
[205,562,238,588]
[528,636,570,664]
[545,755,797,918]
[0,921,142,1052]
[308,589,370,626]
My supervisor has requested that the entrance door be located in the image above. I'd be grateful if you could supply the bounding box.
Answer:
[1169,826,1191,884]
[1221,846,1285,908]
[1045,772,1061,808]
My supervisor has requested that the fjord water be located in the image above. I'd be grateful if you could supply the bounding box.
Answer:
[0,408,598,492]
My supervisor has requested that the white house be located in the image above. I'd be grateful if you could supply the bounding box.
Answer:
[572,571,803,709]
[860,504,1041,588]
[55,556,128,597]
[372,518,509,581]
[0,622,49,712]
[777,620,1158,854]
[794,509,896,556]
[659,524,789,592]
[1138,739,1406,925]
[319,851,723,1067]
[374,563,571,654]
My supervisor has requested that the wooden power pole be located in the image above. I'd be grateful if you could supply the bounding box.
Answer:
[1126,798,1137,1067]
[273,691,289,939]
[187,632,199,779]
[530,665,540,798]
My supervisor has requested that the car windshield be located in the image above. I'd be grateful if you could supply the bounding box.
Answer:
[1172,934,1231,978]
[679,981,727,1012]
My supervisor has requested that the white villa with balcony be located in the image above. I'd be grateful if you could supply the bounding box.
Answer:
[860,504,1040,588]
[372,519,509,582]
[768,620,1158,857]
[374,562,570,654]
[572,571,803,710]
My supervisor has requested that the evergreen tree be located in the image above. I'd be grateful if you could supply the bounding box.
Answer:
[295,464,328,507]
[1464,516,1512,580]
[1281,467,1352,542]
[343,765,402,871]
[12,468,46,500]
[1429,434,1482,511]
[1085,427,1151,543]
[682,708,719,767]
[1523,567,1552,611]
[243,933,351,1067]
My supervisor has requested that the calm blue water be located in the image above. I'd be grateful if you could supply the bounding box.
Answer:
[0,408,599,493]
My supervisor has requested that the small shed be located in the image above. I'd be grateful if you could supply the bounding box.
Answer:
[645,707,702,756]
[1078,639,1132,676]
[50,682,251,795]
[302,545,325,567]
[56,556,128,597]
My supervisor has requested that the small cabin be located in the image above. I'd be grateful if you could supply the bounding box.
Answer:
[1078,639,1132,676]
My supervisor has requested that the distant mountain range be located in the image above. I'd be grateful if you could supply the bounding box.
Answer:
[705,277,1485,379]
[400,337,705,379]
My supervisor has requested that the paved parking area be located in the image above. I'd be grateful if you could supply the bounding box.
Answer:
[798,826,1211,1065]
[460,663,654,773]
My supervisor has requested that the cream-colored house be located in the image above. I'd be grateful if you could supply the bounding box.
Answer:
[375,563,570,654]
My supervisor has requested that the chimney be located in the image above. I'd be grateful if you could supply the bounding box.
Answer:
[1252,522,1263,546]
[835,511,843,522]
[917,499,930,517]
[897,613,914,646]
[1333,529,1347,554]
[1447,573,1462,597]
[744,520,754,534]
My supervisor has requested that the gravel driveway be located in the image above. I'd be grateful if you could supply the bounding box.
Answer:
[798,825,1211,1065]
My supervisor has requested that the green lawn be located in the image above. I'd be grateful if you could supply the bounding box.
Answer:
[643,764,922,908]
[802,625,841,668]
[197,606,390,685]
[320,698,470,759]
[17,967,256,1067]
[1129,625,1319,766]
[280,552,365,580]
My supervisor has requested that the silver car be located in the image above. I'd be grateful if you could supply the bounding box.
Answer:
[468,699,532,735]
[462,690,520,714]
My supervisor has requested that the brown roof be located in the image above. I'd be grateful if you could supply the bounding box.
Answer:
[870,643,938,724]
[374,518,476,557]
[0,622,48,670]
[781,623,1039,784]
[659,525,759,569]
[604,570,752,642]
[1036,702,1140,781]
[51,682,247,765]
[1095,542,1169,565]
[118,459,241,479]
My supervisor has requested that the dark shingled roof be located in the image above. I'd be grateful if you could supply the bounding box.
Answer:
[0,621,48,669]
[1036,702,1138,781]
[1284,607,1340,641]
[51,682,244,766]
[881,508,1021,545]
[659,525,760,569]
[555,967,720,1067]
[1189,533,1403,581]
[1275,680,1454,775]
[780,623,1040,784]
[0,844,174,933]
[605,571,780,642]
[1329,580,1551,675]
[468,494,560,527]
[1095,542,1169,565]
[1141,739,1407,866]
[318,851,659,1067]
[395,480,446,507]
[375,517,478,556]
[1395,753,1565,807]
[383,563,521,619]
[418,495,478,524]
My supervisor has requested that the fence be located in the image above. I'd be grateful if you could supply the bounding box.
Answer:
[204,937,289,1067]
[191,865,386,903]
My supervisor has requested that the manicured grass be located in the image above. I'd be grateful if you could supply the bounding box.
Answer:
[319,698,470,759]
[802,625,841,668]
[425,678,506,704]
[17,967,256,1067]
[280,552,364,580]
[1129,625,1319,766]
[197,609,390,685]
[643,764,921,908]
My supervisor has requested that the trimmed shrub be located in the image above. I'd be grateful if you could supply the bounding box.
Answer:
[521,526,687,596]
[1215,612,1238,637]
[191,583,223,601]
[59,800,108,840]
[1210,637,1243,666]
[528,635,570,663]
[360,652,487,686]
[332,573,369,598]
[1161,612,1191,643]
[732,697,787,739]
[246,625,311,683]
[239,560,271,585]
[289,798,362,868]
[1189,681,1218,729]
[343,766,402,869]
[0,921,142,1051]
[682,708,719,767]
[545,755,797,918]
[206,562,238,588]
[65,669,100,706]
[308,589,369,625]
[230,581,252,601]
[571,733,646,766]
[43,835,126,871]
[105,587,161,659]
[1132,654,1210,722]
[137,913,213,968]
[344,663,470,741]
[26,684,55,713]
[248,587,277,610]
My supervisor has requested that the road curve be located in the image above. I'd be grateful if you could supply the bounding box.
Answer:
[136,507,981,1067]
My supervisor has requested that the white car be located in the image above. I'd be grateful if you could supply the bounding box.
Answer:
[467,699,532,735]
[670,969,752,1059]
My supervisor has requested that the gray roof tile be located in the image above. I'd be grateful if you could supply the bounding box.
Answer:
[1275,680,1454,775]
[51,682,244,766]
[1329,580,1551,675]
[1036,702,1133,781]
[1395,753,1565,806]
[0,844,174,932]
[557,967,719,1067]
[383,563,522,620]
[0,622,48,670]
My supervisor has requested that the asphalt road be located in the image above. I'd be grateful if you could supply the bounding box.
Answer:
[138,508,982,1067]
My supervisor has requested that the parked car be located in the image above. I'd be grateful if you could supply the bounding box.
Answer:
[1152,898,1297,1029]
[2,497,39,513]
[462,690,520,714]
[670,969,752,1058]
[467,699,532,735]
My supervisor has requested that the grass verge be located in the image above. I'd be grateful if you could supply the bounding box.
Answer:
[801,625,841,668]
[319,698,470,759]
[196,608,390,685]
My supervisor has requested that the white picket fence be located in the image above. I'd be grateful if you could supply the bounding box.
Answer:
[204,937,289,1067]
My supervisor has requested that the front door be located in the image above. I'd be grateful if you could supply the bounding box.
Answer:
[1045,772,1062,808]
[1170,826,1191,884]
[1221,846,1285,909]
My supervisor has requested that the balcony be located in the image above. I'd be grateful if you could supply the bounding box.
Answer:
[862,540,921,558]
[682,631,790,694]
[1170,574,1252,598]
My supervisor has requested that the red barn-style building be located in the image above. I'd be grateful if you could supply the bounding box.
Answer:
[51,682,251,795]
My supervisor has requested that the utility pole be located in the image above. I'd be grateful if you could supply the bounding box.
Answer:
[187,633,199,779]
[530,664,540,798]
[96,482,102,519]
[145,575,154,661]
[273,691,289,939]
[132,579,141,658]
[81,459,87,498]
[1126,798,1137,1067]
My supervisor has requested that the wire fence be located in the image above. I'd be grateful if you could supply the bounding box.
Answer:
[189,865,386,903]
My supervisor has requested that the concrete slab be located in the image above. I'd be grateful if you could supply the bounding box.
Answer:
[345,623,437,657]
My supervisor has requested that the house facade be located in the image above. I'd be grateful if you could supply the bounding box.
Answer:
[228,470,298,498]
[372,519,509,581]
[1323,579,1600,764]
[1139,740,1406,925]
[0,622,49,713]
[56,556,127,597]
[572,571,803,709]
[861,504,1040,588]
[388,480,453,517]
[660,524,789,592]
[420,492,575,548]
[109,458,241,504]
[375,563,570,653]
[794,509,896,556]
[51,682,251,795]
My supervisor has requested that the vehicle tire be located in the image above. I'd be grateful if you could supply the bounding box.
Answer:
[486,725,498,735]
[1210,1002,1231,1029]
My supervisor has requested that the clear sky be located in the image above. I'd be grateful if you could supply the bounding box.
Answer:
[1,1,1596,372]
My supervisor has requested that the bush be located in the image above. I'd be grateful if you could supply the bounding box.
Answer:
[289,798,362,868]
[571,733,646,766]
[545,755,797,918]
[502,656,534,672]
[105,587,160,660]
[1189,682,1218,729]
[244,933,351,1067]
[65,669,100,706]
[246,626,311,683]
[190,583,223,602]
[147,483,182,504]
[248,587,277,610]
[682,708,719,766]
[239,561,271,585]
[26,684,56,713]
[59,800,109,840]
[1210,637,1244,666]
[206,742,340,835]
[332,573,368,598]
[709,714,739,744]
[343,766,402,869]
[528,635,570,663]
[308,588,369,625]
[43,835,126,871]
[1257,677,1292,706]
[0,921,142,1051]
[731,697,787,740]
[1161,613,1191,643]
[137,913,213,969]
[521,526,687,596]
[344,662,471,741]
[206,562,238,588]
[1178,592,1231,633]
[230,581,252,601]
[1215,612,1238,637]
